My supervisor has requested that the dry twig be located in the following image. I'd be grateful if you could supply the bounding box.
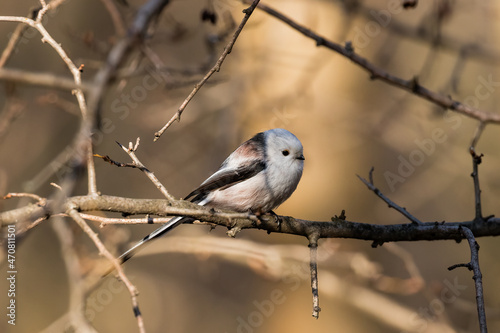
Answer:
[448,227,487,333]
[153,0,261,141]
[308,235,321,319]
[114,138,176,201]
[67,208,145,333]
[247,1,500,125]
[357,167,423,226]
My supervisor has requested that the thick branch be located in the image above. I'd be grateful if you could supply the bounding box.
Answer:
[2,195,499,244]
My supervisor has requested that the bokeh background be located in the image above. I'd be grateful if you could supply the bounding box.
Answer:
[1,0,500,332]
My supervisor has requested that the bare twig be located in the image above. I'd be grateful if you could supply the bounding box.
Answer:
[23,144,77,192]
[81,0,172,197]
[248,1,500,125]
[470,148,484,221]
[0,0,67,68]
[114,138,175,201]
[357,167,423,225]
[0,22,30,68]
[78,208,256,226]
[0,13,97,196]
[67,208,145,333]
[308,235,321,319]
[3,192,44,203]
[0,68,90,92]
[471,122,486,151]
[448,227,487,333]
[153,0,261,141]
[0,97,26,142]
[51,217,99,333]
[94,153,138,168]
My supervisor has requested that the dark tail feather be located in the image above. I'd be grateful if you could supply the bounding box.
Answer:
[102,216,189,277]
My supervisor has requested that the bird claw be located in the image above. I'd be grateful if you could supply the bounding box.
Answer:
[269,211,282,231]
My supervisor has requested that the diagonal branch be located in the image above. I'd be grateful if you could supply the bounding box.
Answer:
[248,1,500,125]
[113,138,176,201]
[357,167,422,225]
[67,208,145,333]
[153,0,261,141]
[0,8,96,196]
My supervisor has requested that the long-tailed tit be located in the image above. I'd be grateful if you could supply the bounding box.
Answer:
[116,128,305,265]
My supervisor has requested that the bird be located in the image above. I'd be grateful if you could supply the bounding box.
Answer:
[113,128,305,268]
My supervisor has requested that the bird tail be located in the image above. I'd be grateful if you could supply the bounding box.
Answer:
[102,216,190,277]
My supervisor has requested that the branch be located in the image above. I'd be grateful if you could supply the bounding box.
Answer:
[114,138,175,201]
[0,0,68,68]
[153,0,261,141]
[51,217,99,333]
[357,167,423,225]
[448,227,487,333]
[0,68,89,92]
[0,10,96,195]
[308,234,321,319]
[470,148,485,222]
[247,1,500,125]
[67,208,145,333]
[2,194,500,244]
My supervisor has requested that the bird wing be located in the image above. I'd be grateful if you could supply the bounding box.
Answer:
[184,160,266,203]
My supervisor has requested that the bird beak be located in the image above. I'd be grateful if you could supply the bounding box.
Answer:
[296,154,305,161]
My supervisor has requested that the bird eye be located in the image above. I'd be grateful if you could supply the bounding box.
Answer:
[282,150,290,156]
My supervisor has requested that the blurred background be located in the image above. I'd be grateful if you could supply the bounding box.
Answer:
[1,0,500,332]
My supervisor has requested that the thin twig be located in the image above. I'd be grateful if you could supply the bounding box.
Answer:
[67,208,145,333]
[470,148,484,221]
[448,227,487,333]
[3,192,44,202]
[471,122,486,151]
[0,0,67,67]
[0,22,29,68]
[153,0,261,141]
[357,168,423,225]
[0,68,90,91]
[116,138,175,201]
[94,153,139,168]
[81,0,172,197]
[308,235,321,319]
[79,208,256,226]
[247,1,500,125]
